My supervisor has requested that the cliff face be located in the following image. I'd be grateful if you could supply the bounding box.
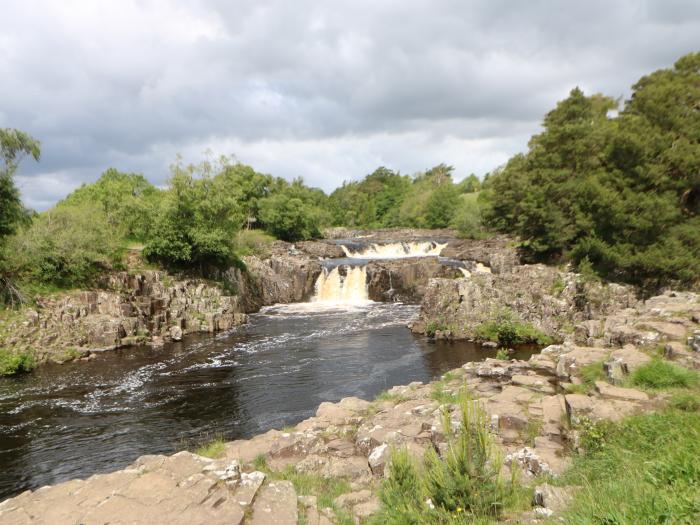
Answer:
[411,265,639,342]
[365,258,462,302]
[1,245,326,366]
[2,271,249,364]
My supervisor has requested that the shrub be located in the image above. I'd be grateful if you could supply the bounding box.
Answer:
[371,400,526,524]
[0,348,35,376]
[6,203,123,288]
[474,310,552,346]
[630,360,698,390]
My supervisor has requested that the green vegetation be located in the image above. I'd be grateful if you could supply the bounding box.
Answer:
[495,348,511,360]
[1,128,41,305]
[328,164,484,234]
[474,310,553,346]
[0,348,36,376]
[194,436,226,459]
[630,359,698,390]
[2,52,699,304]
[558,410,700,524]
[482,52,700,291]
[371,400,528,524]
[256,462,354,525]
[425,320,449,337]
[669,392,700,412]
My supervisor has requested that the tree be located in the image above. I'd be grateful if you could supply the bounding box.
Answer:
[143,161,243,270]
[0,129,40,242]
[258,191,321,242]
[482,52,700,290]
[60,168,160,240]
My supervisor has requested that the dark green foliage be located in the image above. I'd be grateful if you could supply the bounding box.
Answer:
[560,410,700,524]
[0,129,40,243]
[474,310,552,346]
[328,164,481,230]
[482,53,700,291]
[257,178,326,241]
[143,161,243,270]
[630,360,698,390]
[329,166,412,227]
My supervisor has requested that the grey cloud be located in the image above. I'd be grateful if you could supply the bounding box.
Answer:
[0,0,698,208]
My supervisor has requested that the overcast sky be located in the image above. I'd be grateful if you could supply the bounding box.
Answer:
[1,1,699,210]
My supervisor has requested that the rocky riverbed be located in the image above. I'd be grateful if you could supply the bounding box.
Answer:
[2,280,698,523]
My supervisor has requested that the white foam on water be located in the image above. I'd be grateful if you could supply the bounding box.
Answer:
[341,241,447,259]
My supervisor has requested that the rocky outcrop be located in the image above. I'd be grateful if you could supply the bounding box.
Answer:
[441,235,521,274]
[2,271,248,365]
[365,257,463,302]
[7,328,692,523]
[224,254,322,312]
[412,263,638,341]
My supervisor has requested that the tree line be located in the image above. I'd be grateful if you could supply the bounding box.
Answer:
[1,51,698,299]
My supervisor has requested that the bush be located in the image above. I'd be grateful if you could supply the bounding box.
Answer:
[630,360,698,390]
[258,192,321,242]
[6,203,123,288]
[371,400,526,524]
[0,348,35,376]
[474,310,552,346]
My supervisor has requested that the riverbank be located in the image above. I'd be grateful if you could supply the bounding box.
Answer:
[0,232,502,374]
[1,284,698,523]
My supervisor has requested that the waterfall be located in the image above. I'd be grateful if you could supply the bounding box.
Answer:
[313,266,369,304]
[341,241,447,259]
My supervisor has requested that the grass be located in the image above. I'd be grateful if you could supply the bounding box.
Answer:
[0,348,36,376]
[257,463,354,525]
[669,392,700,412]
[630,360,698,390]
[555,409,700,524]
[194,436,226,459]
[431,375,461,404]
[563,361,607,395]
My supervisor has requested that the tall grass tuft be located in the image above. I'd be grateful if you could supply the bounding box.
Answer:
[630,360,698,390]
[371,399,527,524]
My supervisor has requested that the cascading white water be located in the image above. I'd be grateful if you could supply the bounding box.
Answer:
[313,266,369,304]
[341,241,447,259]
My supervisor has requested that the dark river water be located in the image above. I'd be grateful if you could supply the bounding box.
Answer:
[0,302,532,501]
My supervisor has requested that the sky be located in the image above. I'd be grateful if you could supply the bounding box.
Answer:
[1,1,699,210]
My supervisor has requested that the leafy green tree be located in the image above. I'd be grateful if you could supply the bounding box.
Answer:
[143,161,243,270]
[6,203,123,288]
[0,129,40,242]
[60,168,160,240]
[483,52,700,290]
[258,191,321,241]
[425,183,460,228]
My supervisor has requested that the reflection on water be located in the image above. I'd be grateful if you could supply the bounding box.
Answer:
[0,302,534,501]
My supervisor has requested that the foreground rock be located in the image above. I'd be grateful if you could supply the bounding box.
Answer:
[5,315,692,523]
